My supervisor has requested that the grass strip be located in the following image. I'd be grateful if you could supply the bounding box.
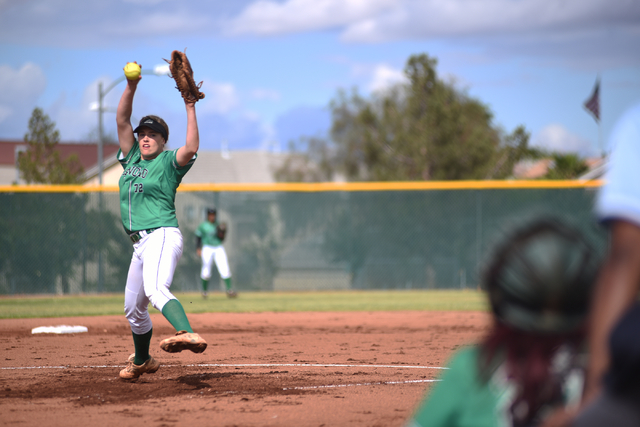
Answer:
[0,289,488,319]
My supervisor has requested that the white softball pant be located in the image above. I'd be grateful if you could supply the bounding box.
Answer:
[124,227,183,335]
[200,244,231,280]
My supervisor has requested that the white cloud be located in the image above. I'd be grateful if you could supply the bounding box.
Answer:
[531,124,596,157]
[341,0,639,42]
[227,0,397,36]
[122,0,170,4]
[196,109,272,151]
[369,64,407,93]
[251,88,281,101]
[224,0,640,41]
[47,76,173,142]
[0,63,46,105]
[0,0,15,12]
[199,81,240,115]
[0,2,220,47]
[0,63,47,138]
[0,105,11,122]
[257,120,278,151]
[51,78,115,142]
[0,1,637,71]
[110,12,211,36]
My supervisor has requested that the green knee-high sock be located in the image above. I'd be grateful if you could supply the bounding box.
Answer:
[161,299,193,333]
[132,329,153,366]
[201,278,209,292]
[224,277,232,291]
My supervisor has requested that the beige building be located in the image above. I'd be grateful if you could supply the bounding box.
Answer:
[0,140,120,186]
[0,140,288,186]
[84,149,287,186]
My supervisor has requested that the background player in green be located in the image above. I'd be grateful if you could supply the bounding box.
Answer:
[115,61,207,381]
[196,207,237,298]
[405,218,600,427]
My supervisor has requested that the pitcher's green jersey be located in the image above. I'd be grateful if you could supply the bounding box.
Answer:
[195,221,222,246]
[118,140,196,233]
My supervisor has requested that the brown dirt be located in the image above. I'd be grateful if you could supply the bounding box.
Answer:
[0,311,490,427]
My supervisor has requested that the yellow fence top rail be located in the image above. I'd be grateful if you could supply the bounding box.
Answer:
[0,180,604,193]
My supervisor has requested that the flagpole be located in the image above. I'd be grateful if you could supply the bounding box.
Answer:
[599,120,603,158]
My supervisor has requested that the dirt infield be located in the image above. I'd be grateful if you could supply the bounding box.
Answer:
[0,311,490,427]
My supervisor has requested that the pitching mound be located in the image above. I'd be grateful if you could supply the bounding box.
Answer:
[0,311,489,427]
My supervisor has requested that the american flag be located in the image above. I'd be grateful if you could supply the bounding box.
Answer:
[584,78,600,122]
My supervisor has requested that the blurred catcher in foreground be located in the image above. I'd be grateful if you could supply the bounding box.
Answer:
[405,218,601,427]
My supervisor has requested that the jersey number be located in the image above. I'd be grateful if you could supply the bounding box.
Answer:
[133,183,144,193]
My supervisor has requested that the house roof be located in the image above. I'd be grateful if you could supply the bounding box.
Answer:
[512,158,555,179]
[0,140,120,171]
[1,139,287,185]
[579,156,608,180]
[512,156,607,180]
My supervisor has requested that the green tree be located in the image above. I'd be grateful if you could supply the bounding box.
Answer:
[275,53,530,182]
[0,109,127,295]
[0,193,86,294]
[0,192,129,295]
[544,153,588,179]
[235,204,284,290]
[522,149,590,180]
[521,148,589,179]
[17,107,84,184]
[488,125,531,178]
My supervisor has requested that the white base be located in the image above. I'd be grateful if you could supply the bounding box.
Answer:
[31,325,88,334]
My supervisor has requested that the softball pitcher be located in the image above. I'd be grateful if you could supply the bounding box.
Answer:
[196,207,237,298]
[115,64,207,381]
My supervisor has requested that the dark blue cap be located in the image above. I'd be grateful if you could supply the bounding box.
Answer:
[134,116,168,142]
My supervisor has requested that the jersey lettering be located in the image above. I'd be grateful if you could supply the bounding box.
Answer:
[122,166,149,178]
[118,143,196,231]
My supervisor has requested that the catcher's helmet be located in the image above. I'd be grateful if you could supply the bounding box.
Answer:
[207,207,217,215]
[483,218,599,334]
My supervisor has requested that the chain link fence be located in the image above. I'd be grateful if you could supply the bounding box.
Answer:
[0,183,608,295]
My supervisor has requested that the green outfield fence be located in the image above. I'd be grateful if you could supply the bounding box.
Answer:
[0,181,608,295]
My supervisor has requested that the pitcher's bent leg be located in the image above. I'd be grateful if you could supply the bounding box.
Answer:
[142,228,183,312]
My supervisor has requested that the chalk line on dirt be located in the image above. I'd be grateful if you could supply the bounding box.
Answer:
[282,379,440,391]
[2,362,446,370]
[1,362,443,391]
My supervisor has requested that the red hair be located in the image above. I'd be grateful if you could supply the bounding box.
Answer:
[479,321,586,424]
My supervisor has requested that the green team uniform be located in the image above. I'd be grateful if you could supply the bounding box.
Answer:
[195,220,223,246]
[118,140,196,233]
[406,346,584,427]
[116,94,208,380]
[196,215,234,295]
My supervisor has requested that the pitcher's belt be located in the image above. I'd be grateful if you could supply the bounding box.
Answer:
[129,228,159,243]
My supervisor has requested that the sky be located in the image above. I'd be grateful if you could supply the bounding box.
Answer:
[0,0,639,157]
